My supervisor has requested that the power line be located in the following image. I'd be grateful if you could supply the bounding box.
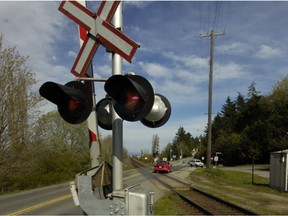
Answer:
[200,2,230,36]
[213,1,220,31]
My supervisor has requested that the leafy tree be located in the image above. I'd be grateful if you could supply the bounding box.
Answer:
[152,134,160,157]
[215,133,241,166]
[28,111,91,187]
[169,126,199,158]
[172,126,193,158]
[0,35,41,192]
[160,142,173,160]
[161,126,205,160]
[100,135,113,163]
[267,76,288,151]
[240,120,272,164]
[211,82,272,165]
[99,134,128,164]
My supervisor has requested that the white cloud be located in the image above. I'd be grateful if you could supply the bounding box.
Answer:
[94,64,113,78]
[138,61,171,78]
[164,52,208,69]
[254,45,283,59]
[51,56,57,61]
[217,42,249,55]
[124,1,151,9]
[175,69,207,84]
[214,61,246,81]
[135,51,248,109]
[68,50,77,58]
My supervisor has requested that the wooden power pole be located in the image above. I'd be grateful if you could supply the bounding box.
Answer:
[200,30,225,168]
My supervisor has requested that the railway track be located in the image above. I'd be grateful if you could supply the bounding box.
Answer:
[130,157,257,215]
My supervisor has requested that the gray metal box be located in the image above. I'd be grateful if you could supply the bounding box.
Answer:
[126,185,154,215]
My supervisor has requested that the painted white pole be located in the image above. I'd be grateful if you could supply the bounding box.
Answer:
[77,0,101,168]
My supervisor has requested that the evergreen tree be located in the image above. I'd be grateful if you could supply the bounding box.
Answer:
[172,126,194,158]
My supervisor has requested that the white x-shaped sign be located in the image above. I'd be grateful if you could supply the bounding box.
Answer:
[59,0,140,77]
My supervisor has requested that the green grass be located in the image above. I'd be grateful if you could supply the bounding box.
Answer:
[154,168,288,215]
[192,168,269,186]
[189,168,287,215]
[154,192,190,215]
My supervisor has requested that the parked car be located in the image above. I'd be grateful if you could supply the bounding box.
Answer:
[188,159,204,167]
[154,161,173,173]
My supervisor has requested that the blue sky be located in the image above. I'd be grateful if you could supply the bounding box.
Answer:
[1,1,287,154]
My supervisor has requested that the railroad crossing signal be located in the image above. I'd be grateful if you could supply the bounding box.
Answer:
[39,81,92,124]
[59,0,139,77]
[104,74,171,127]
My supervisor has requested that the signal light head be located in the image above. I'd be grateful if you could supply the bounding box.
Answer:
[96,98,112,130]
[39,81,92,124]
[141,94,171,128]
[104,74,154,121]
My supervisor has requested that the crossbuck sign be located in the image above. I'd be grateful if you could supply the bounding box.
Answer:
[59,0,140,77]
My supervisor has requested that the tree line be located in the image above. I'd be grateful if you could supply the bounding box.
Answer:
[159,79,288,166]
[159,127,201,160]
[211,80,288,165]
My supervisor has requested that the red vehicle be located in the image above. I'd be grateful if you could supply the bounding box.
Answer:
[154,161,172,173]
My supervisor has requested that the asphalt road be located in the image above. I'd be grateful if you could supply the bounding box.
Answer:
[0,183,82,215]
[0,166,175,215]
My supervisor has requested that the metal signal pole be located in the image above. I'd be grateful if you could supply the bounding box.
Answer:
[200,30,225,168]
[111,1,123,191]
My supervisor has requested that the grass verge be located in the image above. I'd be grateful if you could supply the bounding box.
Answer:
[189,168,288,215]
[154,168,288,215]
[154,191,191,215]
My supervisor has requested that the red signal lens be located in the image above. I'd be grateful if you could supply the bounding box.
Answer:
[67,98,84,115]
[124,91,144,112]
[68,99,80,111]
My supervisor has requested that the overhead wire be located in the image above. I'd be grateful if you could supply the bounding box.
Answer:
[196,1,232,118]
[212,1,220,111]
[199,1,202,35]
[213,1,219,31]
[198,1,232,118]
[222,1,231,34]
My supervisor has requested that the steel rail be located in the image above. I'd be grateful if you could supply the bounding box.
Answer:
[129,157,257,215]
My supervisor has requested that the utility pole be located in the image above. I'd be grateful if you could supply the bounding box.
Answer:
[200,30,225,168]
